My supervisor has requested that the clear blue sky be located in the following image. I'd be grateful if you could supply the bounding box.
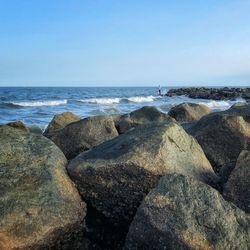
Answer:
[0,0,249,86]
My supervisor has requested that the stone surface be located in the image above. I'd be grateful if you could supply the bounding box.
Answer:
[125,174,250,250]
[44,111,81,135]
[6,121,29,132]
[167,87,250,101]
[168,102,211,123]
[187,107,250,174]
[0,126,86,250]
[117,106,174,134]
[67,122,217,249]
[48,115,119,159]
[224,150,250,213]
[28,125,43,134]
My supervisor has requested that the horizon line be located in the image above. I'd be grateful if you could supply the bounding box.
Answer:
[0,84,249,88]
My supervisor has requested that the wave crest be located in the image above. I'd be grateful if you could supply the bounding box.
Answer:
[79,96,159,105]
[79,98,121,105]
[199,97,246,110]
[10,100,68,107]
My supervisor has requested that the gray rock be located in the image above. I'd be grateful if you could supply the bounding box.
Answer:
[6,120,29,132]
[187,106,250,174]
[168,102,211,123]
[44,111,81,136]
[125,174,250,250]
[28,125,43,134]
[224,150,250,213]
[48,115,119,159]
[117,106,174,134]
[0,126,86,250]
[67,122,218,249]
[166,87,250,101]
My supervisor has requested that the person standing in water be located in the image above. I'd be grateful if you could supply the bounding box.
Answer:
[158,85,162,96]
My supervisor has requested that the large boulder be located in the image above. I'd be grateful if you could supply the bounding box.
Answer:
[48,115,119,159]
[6,120,29,132]
[67,122,218,249]
[44,111,81,135]
[0,126,86,250]
[125,174,250,250]
[223,150,250,213]
[168,102,211,123]
[224,102,250,115]
[117,106,174,134]
[187,105,250,174]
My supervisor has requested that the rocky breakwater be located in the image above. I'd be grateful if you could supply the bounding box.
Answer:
[115,106,175,133]
[166,87,250,101]
[2,103,250,249]
[223,150,250,213]
[0,126,87,249]
[67,121,218,249]
[125,174,250,250]
[186,103,250,184]
[44,115,119,160]
[168,102,211,123]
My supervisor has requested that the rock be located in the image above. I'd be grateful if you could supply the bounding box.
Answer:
[67,122,218,249]
[29,125,43,134]
[125,174,250,250]
[109,114,122,129]
[47,115,119,159]
[187,108,250,175]
[168,102,211,123]
[224,102,250,116]
[117,106,174,134]
[44,111,81,135]
[224,150,250,213]
[166,87,250,101]
[6,121,29,132]
[0,126,86,250]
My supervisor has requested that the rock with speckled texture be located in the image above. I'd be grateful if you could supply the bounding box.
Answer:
[224,150,250,213]
[0,126,87,250]
[125,174,250,250]
[67,122,218,249]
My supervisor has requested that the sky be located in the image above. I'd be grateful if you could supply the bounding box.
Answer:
[0,0,250,87]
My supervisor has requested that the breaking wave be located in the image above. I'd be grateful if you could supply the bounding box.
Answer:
[199,97,246,110]
[79,96,160,105]
[9,100,68,107]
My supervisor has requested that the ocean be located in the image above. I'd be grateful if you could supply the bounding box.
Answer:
[0,87,246,130]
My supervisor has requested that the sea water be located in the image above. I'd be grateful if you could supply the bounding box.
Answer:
[0,87,246,129]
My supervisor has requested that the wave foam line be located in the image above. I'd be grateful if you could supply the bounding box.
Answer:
[199,97,246,110]
[11,100,68,107]
[79,98,121,105]
[79,96,160,105]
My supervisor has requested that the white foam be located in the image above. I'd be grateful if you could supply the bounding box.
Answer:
[12,100,67,107]
[199,98,246,110]
[126,95,157,103]
[79,95,159,105]
[79,98,121,105]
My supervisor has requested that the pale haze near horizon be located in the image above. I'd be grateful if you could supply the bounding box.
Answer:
[0,0,249,87]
